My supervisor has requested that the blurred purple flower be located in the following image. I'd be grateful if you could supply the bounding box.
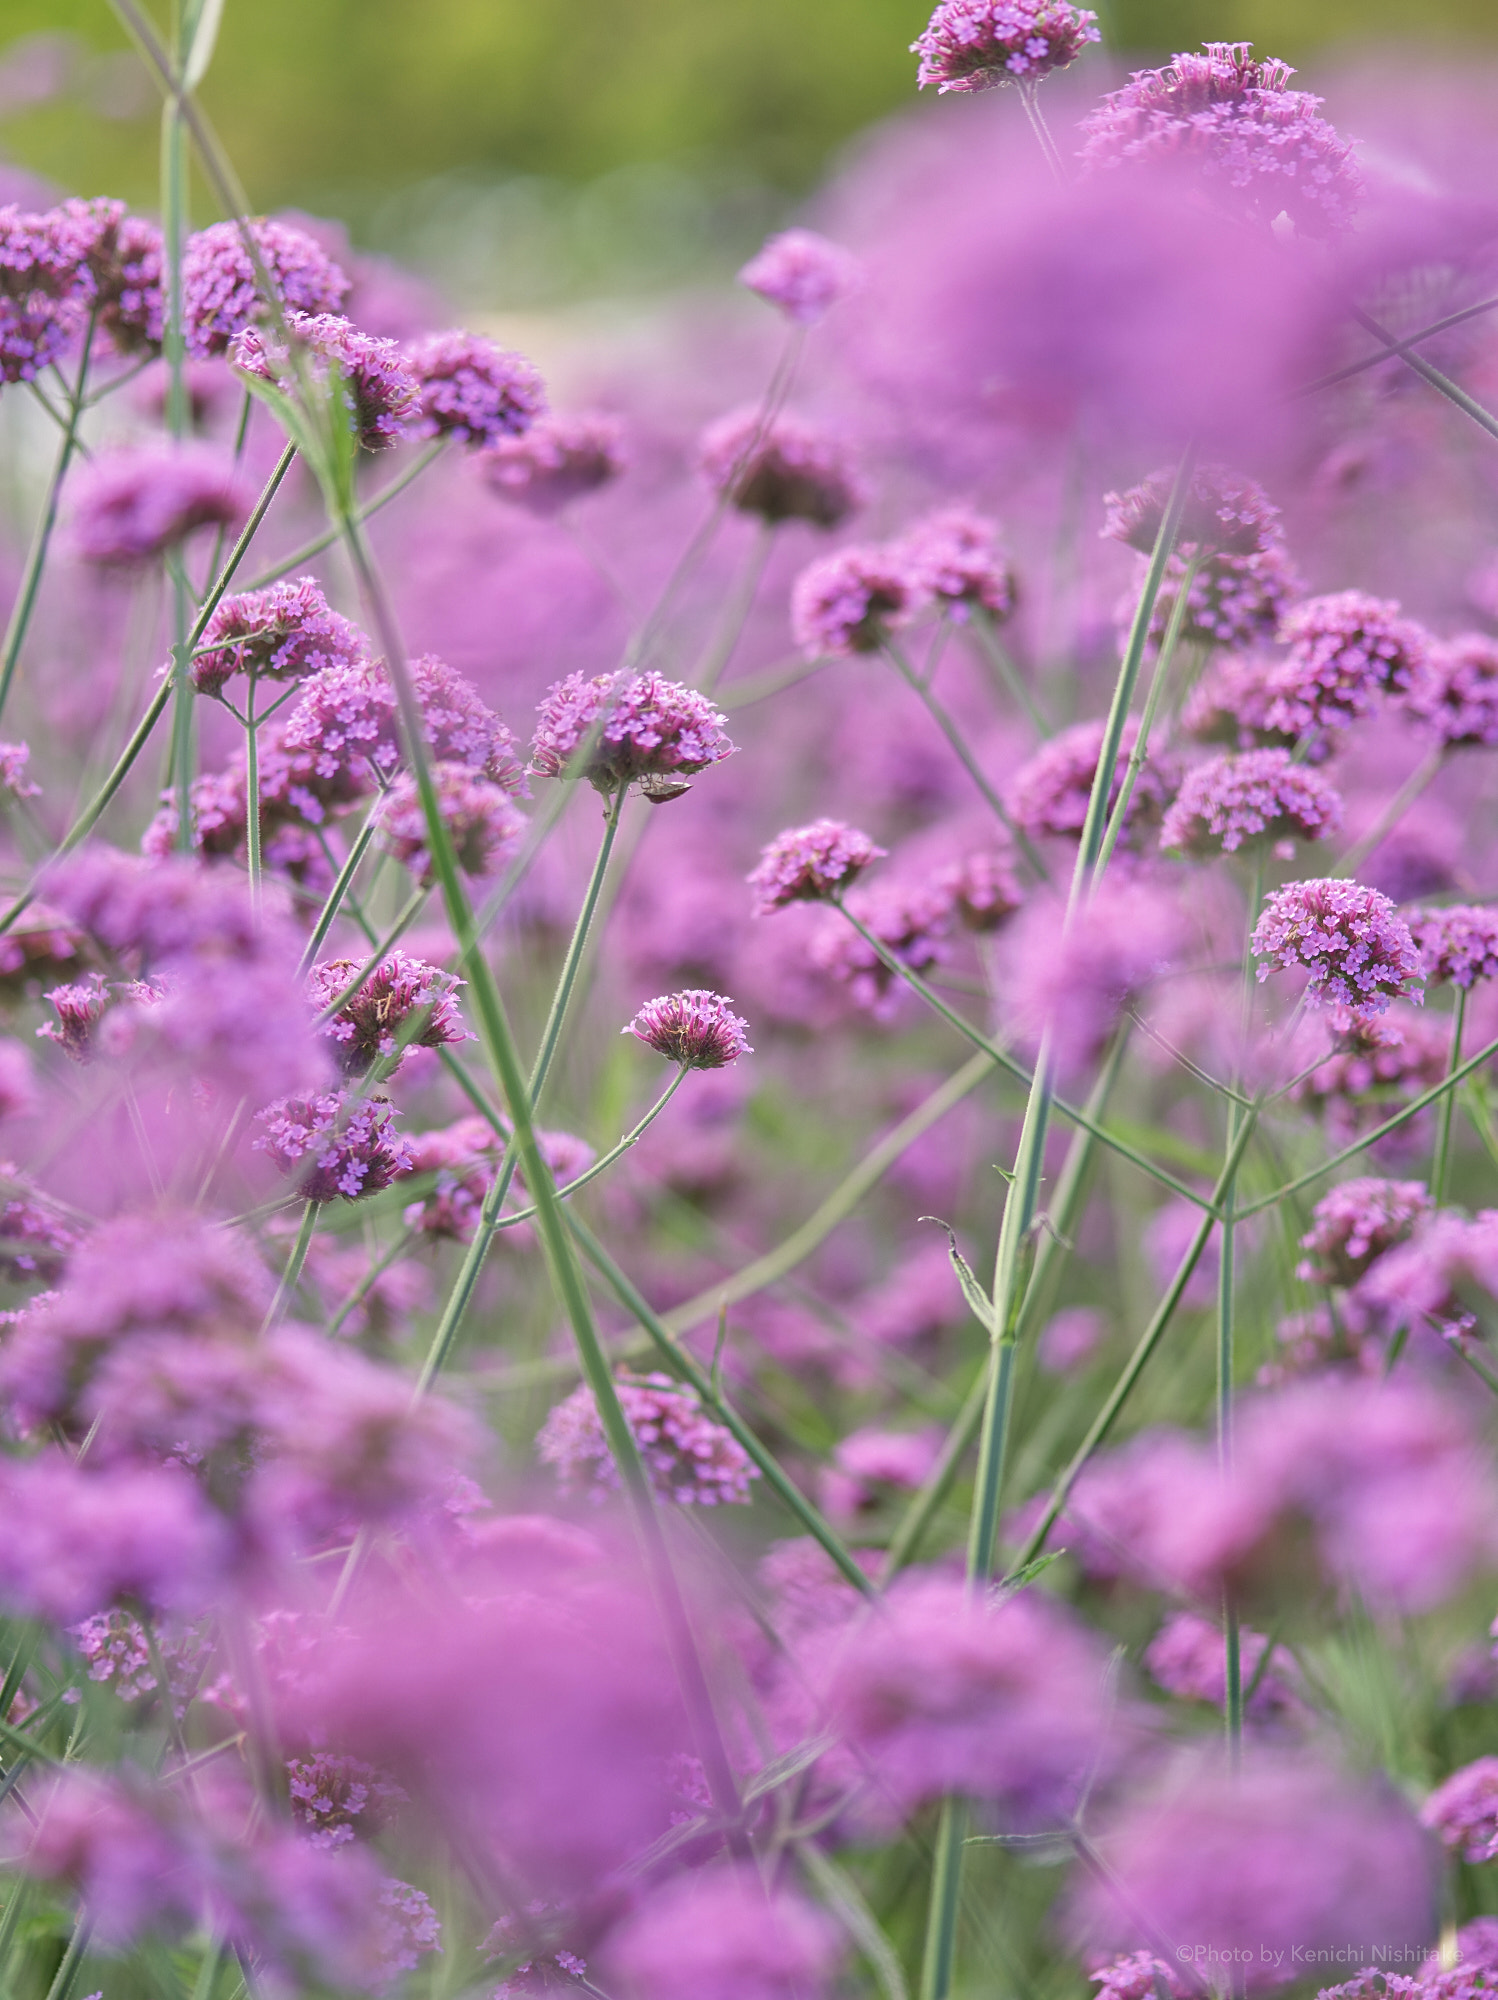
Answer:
[182,216,349,358]
[70,443,252,567]
[912,0,1100,91]
[738,227,861,325]
[698,408,865,528]
[404,328,544,446]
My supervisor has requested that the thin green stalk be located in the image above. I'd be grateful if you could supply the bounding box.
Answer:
[244,675,261,900]
[42,1918,93,2000]
[967,607,1052,736]
[491,1070,687,1232]
[696,520,774,693]
[338,509,746,1842]
[265,1200,317,1329]
[240,440,446,590]
[1432,987,1468,1205]
[1303,293,1498,394]
[920,1801,969,2000]
[1092,551,1200,884]
[1332,747,1443,877]
[882,638,1050,880]
[1352,306,1498,444]
[0,314,97,724]
[1017,77,1067,181]
[297,800,384,973]
[527,788,625,1111]
[326,1229,416,1341]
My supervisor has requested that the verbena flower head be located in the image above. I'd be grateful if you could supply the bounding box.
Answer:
[1068,1751,1434,1986]
[1421,1759,1498,1864]
[233,310,419,450]
[1138,546,1301,655]
[1350,1210,1498,1344]
[1266,591,1432,737]
[530,671,734,799]
[790,545,916,658]
[254,1090,414,1203]
[537,1374,758,1506]
[892,506,1016,622]
[286,1751,407,1851]
[61,197,163,355]
[1406,905,1498,988]
[824,1574,1112,1825]
[624,990,753,1069]
[1183,650,1326,755]
[412,653,528,792]
[912,0,1101,91]
[0,202,101,387]
[70,444,251,568]
[1160,749,1342,857]
[1252,880,1423,1014]
[1143,1610,1300,1720]
[1091,1955,1189,2000]
[737,228,860,324]
[811,881,955,1017]
[1406,634,1498,749]
[308,952,467,1074]
[1103,464,1283,558]
[1297,1178,1432,1288]
[748,819,885,913]
[190,576,368,696]
[181,216,349,358]
[697,408,864,528]
[479,411,626,514]
[1078,42,1363,239]
[936,848,1023,930]
[378,764,525,880]
[404,329,545,446]
[601,1867,842,2000]
[1004,878,1186,1080]
[0,740,39,801]
[1009,716,1177,845]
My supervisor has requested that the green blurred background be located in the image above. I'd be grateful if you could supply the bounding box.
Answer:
[1,0,1495,305]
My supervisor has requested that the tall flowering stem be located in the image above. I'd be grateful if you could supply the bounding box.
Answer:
[1333,746,1444,877]
[1432,987,1468,1205]
[1091,552,1200,883]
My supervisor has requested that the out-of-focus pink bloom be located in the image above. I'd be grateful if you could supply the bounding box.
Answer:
[1407,634,1498,749]
[254,1089,413,1203]
[1143,1610,1301,1720]
[285,1752,407,1851]
[190,576,368,696]
[480,411,626,514]
[1266,592,1432,737]
[1160,749,1341,857]
[1406,905,1498,988]
[1009,717,1177,846]
[308,951,466,1074]
[1297,1178,1432,1288]
[1252,880,1423,1014]
[1103,464,1284,558]
[62,197,162,355]
[748,819,885,913]
[737,227,860,324]
[790,544,917,658]
[538,1374,757,1507]
[893,505,1016,621]
[935,847,1023,930]
[603,1867,843,2000]
[378,763,525,880]
[403,328,544,445]
[1090,1954,1189,2000]
[1139,546,1301,655]
[698,408,864,528]
[1068,1752,1434,1988]
[1352,1209,1498,1342]
[624,989,752,1069]
[181,216,349,358]
[233,310,419,450]
[1143,1197,1220,1311]
[811,880,954,1017]
[0,201,97,382]
[531,671,734,799]
[820,1426,943,1521]
[912,0,1100,91]
[70,443,251,567]
[1182,652,1324,757]
[1079,42,1363,239]
[0,1040,37,1120]
[1038,1304,1105,1373]
[1421,1759,1498,1863]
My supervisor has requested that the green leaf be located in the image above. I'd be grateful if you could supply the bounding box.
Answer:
[998,1548,1066,1595]
[182,0,227,89]
[795,1842,911,2000]
[922,1216,996,1338]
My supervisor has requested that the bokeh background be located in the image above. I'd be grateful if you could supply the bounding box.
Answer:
[1,0,1496,312]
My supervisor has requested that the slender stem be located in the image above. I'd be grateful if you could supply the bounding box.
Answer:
[528,788,626,1112]
[1332,747,1443,876]
[325,1229,415,1341]
[42,1918,93,2000]
[1302,292,1498,394]
[265,1200,317,1328]
[243,675,261,899]
[297,801,384,974]
[695,520,774,693]
[967,608,1052,736]
[882,638,1050,880]
[1352,306,1498,444]
[1017,79,1067,182]
[240,440,446,590]
[1432,988,1468,1206]
[920,1803,969,2000]
[1092,551,1199,885]
[491,1070,687,1232]
[0,316,97,724]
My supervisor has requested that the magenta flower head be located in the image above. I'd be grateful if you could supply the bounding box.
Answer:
[1067,1751,1434,1987]
[233,310,420,450]
[403,329,545,446]
[748,819,885,914]
[1407,633,1498,749]
[1144,545,1301,656]
[601,1867,842,2000]
[1405,905,1498,989]
[378,764,525,881]
[1252,879,1423,1014]
[69,443,252,568]
[0,203,94,383]
[479,410,626,515]
[624,990,752,1069]
[1103,463,1284,558]
[190,575,368,696]
[697,408,865,528]
[1160,749,1342,858]
[1266,591,1432,737]
[1421,1759,1498,1864]
[737,227,861,325]
[913,0,1100,91]
[181,216,349,358]
[0,740,39,801]
[1297,1178,1432,1288]
[790,545,916,659]
[892,506,1016,622]
[937,848,1023,931]
[61,197,163,356]
[1010,716,1177,846]
[530,671,734,800]
[309,951,467,1074]
[1079,42,1363,239]
[254,1089,414,1203]
[539,1373,758,1506]
[1090,1956,1189,2000]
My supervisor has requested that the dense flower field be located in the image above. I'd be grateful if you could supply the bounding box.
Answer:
[1,3,1497,1997]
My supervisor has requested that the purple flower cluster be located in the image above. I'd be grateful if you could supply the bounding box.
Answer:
[1143,544,1302,654]
[1160,748,1342,856]
[737,228,861,325]
[1267,592,1432,737]
[912,0,1101,91]
[182,217,349,358]
[1421,1759,1498,1863]
[0,200,100,382]
[63,196,164,355]
[70,444,252,568]
[1252,880,1424,1014]
[1002,878,1186,1078]
[1103,464,1284,558]
[308,952,467,1074]
[480,410,626,514]
[537,1374,758,1506]
[748,819,885,913]
[791,545,915,657]
[1010,716,1177,845]
[530,671,734,798]
[404,329,545,446]
[698,409,864,528]
[254,1090,414,1202]
[1405,905,1498,988]
[1297,1178,1432,1288]
[234,310,420,449]
[1407,634,1498,748]
[625,990,753,1069]
[190,575,367,696]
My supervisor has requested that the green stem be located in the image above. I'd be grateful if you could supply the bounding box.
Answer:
[1304,292,1498,394]
[244,675,261,899]
[696,520,774,693]
[919,1801,969,2000]
[1352,306,1498,444]
[42,1919,93,2000]
[297,800,384,974]
[491,1070,687,1232]
[1333,747,1444,877]
[1432,988,1467,1205]
[528,788,626,1112]
[967,607,1052,735]
[240,440,446,591]
[1092,551,1200,884]
[265,1199,317,1328]
[0,317,97,724]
